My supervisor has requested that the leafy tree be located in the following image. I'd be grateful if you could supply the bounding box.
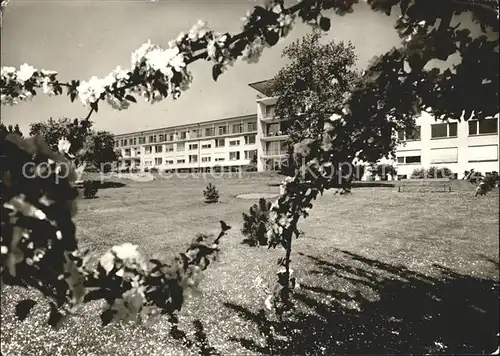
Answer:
[1,0,498,330]
[29,118,118,170]
[29,117,93,159]
[83,130,119,172]
[267,30,361,143]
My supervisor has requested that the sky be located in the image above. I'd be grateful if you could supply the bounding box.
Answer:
[0,0,403,135]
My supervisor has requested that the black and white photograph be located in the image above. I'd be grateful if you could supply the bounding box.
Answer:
[0,0,499,355]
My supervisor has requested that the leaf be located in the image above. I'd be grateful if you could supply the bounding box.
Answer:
[220,220,231,232]
[125,95,137,103]
[212,64,223,82]
[100,308,116,326]
[47,302,66,329]
[15,299,37,321]
[319,17,331,31]
[90,101,99,113]
[263,30,279,46]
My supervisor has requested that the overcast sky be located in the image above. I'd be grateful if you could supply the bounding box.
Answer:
[1,0,403,135]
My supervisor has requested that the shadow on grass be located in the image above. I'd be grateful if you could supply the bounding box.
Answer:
[82,180,127,189]
[169,319,221,356]
[225,250,499,355]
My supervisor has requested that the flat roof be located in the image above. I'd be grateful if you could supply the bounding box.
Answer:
[114,113,257,138]
[248,79,273,96]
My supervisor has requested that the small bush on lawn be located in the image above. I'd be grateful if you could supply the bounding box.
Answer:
[242,198,271,246]
[150,167,159,173]
[83,180,99,199]
[411,168,426,179]
[475,172,500,196]
[203,182,219,203]
[426,166,453,178]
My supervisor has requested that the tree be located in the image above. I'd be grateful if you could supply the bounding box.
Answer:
[83,130,119,172]
[268,30,361,143]
[0,0,498,329]
[29,117,93,159]
[29,118,118,170]
[0,122,23,139]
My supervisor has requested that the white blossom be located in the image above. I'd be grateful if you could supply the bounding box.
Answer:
[16,63,37,83]
[188,20,208,41]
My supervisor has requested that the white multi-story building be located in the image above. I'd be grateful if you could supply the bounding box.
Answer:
[249,79,499,177]
[114,80,498,176]
[395,113,499,178]
[249,80,290,172]
[114,114,258,172]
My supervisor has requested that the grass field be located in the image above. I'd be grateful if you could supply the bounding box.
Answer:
[1,175,499,355]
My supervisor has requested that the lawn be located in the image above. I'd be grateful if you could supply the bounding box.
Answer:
[1,174,499,355]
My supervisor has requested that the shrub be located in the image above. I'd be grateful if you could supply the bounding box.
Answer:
[203,182,219,203]
[82,180,99,199]
[150,167,159,173]
[242,198,271,246]
[244,163,258,172]
[374,164,397,180]
[130,167,139,173]
[352,164,365,181]
[411,168,426,179]
[426,166,453,178]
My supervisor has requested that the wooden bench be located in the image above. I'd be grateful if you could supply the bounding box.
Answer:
[398,178,452,192]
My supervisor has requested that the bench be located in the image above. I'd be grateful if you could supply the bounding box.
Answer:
[398,178,452,193]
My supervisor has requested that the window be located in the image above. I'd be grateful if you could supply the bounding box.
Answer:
[267,123,280,136]
[468,144,498,162]
[155,158,162,165]
[127,139,132,145]
[201,157,211,162]
[159,134,164,142]
[215,139,225,147]
[202,144,211,149]
[397,126,421,141]
[168,134,175,141]
[180,131,187,140]
[396,150,421,164]
[139,137,145,144]
[430,147,458,164]
[144,160,152,166]
[205,127,214,137]
[215,158,225,162]
[431,123,458,139]
[177,143,185,151]
[229,140,240,146]
[265,105,275,118]
[177,159,185,164]
[232,124,242,134]
[218,126,227,135]
[189,155,198,163]
[165,144,174,152]
[244,135,256,145]
[247,121,257,132]
[397,155,421,164]
[144,146,152,154]
[148,136,154,143]
[155,145,163,153]
[189,144,198,150]
[115,141,119,147]
[166,160,174,165]
[469,118,498,136]
[124,149,131,157]
[229,151,240,161]
[265,141,281,155]
[133,138,137,145]
[244,150,257,160]
[191,129,199,138]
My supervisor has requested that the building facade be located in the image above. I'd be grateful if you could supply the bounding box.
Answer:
[395,113,499,178]
[114,80,498,176]
[114,114,258,172]
[249,79,499,177]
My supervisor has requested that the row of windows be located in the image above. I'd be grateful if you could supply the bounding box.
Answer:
[397,118,498,141]
[116,122,258,147]
[397,144,498,165]
[145,150,257,166]
[137,135,256,154]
